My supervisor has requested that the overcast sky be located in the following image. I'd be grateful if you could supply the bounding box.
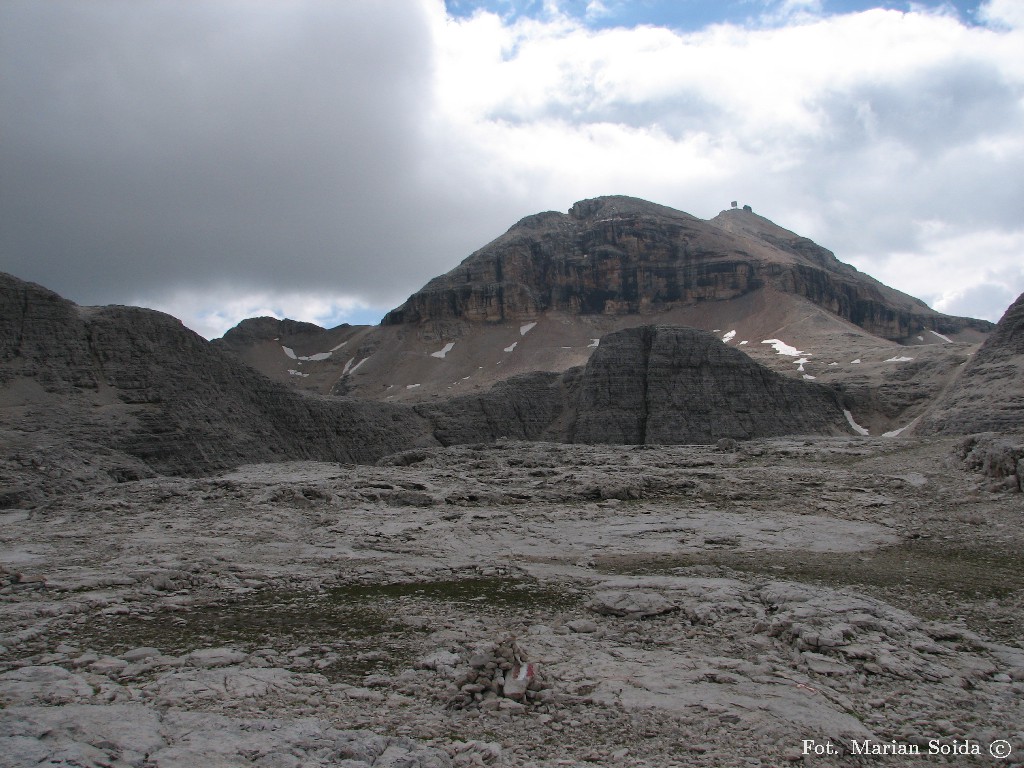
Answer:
[2,0,1022,338]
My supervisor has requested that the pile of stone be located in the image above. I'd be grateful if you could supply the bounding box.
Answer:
[953,433,1024,492]
[446,636,549,710]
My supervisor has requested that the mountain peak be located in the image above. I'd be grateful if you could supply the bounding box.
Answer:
[567,195,700,222]
[384,196,988,340]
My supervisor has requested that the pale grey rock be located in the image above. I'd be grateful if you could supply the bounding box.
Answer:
[146,666,316,706]
[121,646,162,662]
[588,590,678,618]
[187,647,249,667]
[415,649,462,671]
[0,704,450,768]
[801,651,856,676]
[0,665,94,706]
[88,655,129,676]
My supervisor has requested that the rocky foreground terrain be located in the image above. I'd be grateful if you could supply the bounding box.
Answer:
[2,436,1023,767]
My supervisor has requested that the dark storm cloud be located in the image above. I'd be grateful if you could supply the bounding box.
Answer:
[0,0,451,307]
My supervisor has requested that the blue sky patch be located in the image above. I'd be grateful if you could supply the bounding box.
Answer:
[443,0,985,30]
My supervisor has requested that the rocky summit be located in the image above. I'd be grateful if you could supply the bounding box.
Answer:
[1,196,1022,768]
[384,196,987,341]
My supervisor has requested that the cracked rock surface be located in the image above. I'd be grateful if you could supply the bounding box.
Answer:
[1,437,1022,766]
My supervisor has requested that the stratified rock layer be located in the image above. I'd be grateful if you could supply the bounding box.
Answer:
[384,196,989,342]
[916,291,1024,435]
[571,326,846,443]
[0,272,433,478]
[417,326,847,445]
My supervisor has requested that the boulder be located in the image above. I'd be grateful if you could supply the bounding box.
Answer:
[588,590,678,618]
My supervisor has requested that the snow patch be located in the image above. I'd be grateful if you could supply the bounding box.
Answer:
[828,362,839,367]
[762,339,806,357]
[851,359,861,364]
[929,330,953,343]
[802,374,816,380]
[287,369,309,378]
[329,340,349,352]
[795,357,809,372]
[282,345,332,361]
[504,342,518,353]
[431,342,455,359]
[844,410,870,436]
[883,415,920,438]
[739,340,748,345]
[884,356,915,363]
[519,322,537,336]
[343,357,369,376]
[406,384,421,389]
[916,335,924,341]
[588,338,600,348]
[722,330,736,343]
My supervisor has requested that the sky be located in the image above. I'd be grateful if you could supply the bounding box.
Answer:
[1,0,1022,338]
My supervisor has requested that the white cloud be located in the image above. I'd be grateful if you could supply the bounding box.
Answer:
[858,224,1024,322]
[980,0,1024,29]
[423,1,1024,318]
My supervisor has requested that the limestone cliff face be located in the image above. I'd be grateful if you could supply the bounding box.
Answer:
[384,196,989,341]
[413,371,571,446]
[0,272,434,477]
[571,326,846,443]
[0,274,98,391]
[915,291,1024,435]
[416,326,848,446]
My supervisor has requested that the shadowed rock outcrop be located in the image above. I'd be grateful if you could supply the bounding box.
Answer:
[571,326,847,443]
[384,196,990,342]
[0,272,434,479]
[915,291,1024,436]
[416,326,848,446]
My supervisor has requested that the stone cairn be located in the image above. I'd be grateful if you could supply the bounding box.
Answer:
[448,635,548,710]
